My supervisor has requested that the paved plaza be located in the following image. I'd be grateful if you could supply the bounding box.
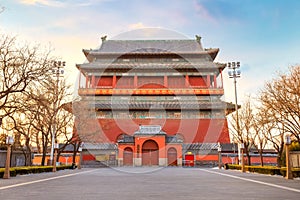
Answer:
[0,167,299,200]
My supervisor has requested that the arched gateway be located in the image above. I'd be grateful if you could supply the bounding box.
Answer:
[167,147,177,166]
[123,147,133,166]
[118,125,183,166]
[142,140,159,166]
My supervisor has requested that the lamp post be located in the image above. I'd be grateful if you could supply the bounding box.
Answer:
[49,61,65,172]
[3,135,14,179]
[285,134,293,180]
[228,62,242,170]
[217,142,222,169]
[78,143,83,170]
[240,143,245,173]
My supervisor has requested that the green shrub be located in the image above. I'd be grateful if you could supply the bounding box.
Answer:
[0,168,16,178]
[280,167,300,178]
[1,165,73,178]
[226,164,300,177]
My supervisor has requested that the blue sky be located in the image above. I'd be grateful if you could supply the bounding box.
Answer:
[1,0,300,104]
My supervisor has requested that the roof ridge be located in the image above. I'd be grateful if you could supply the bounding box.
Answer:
[104,39,198,42]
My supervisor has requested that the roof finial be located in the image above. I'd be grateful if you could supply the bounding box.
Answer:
[101,35,107,42]
[195,35,201,43]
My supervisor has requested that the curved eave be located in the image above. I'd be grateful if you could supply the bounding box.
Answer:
[216,63,226,70]
[204,48,219,60]
[83,49,95,63]
[77,62,222,71]
[83,48,220,57]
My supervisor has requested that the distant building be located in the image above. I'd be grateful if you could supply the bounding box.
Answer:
[75,36,234,166]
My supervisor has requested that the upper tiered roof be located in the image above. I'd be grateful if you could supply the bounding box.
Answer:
[82,38,219,61]
[77,36,225,72]
[88,39,203,53]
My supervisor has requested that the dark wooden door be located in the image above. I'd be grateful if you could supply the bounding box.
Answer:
[142,140,159,166]
[167,148,177,166]
[123,147,133,166]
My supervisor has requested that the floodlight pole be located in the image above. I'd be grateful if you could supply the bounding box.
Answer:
[228,62,243,171]
[50,61,65,172]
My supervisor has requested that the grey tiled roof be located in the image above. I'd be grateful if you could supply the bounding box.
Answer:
[93,101,226,110]
[183,143,219,150]
[94,40,204,54]
[134,125,166,135]
[78,61,223,70]
[82,143,117,150]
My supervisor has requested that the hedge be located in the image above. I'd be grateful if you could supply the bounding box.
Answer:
[0,165,73,178]
[225,164,300,178]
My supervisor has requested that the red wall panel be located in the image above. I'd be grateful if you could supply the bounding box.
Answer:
[96,76,113,87]
[75,118,230,144]
[138,76,164,88]
[116,76,134,88]
[189,76,207,87]
[168,76,186,88]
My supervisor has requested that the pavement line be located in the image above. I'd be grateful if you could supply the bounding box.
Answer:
[0,169,99,190]
[200,169,300,193]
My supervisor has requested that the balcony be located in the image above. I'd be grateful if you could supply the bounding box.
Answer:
[78,88,224,96]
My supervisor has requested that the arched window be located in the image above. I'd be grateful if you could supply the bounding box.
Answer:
[175,133,185,143]
[116,133,126,143]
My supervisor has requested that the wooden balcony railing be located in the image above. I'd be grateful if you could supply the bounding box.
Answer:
[78,88,224,95]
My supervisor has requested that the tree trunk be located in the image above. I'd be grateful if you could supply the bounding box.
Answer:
[25,138,32,166]
[259,149,264,166]
[72,143,77,164]
[244,146,251,166]
[41,139,48,166]
[41,146,47,166]
[57,149,61,162]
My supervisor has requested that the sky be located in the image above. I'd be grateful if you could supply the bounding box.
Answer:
[1,0,300,105]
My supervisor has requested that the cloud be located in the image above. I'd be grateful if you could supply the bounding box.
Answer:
[19,0,65,7]
[128,22,147,30]
[18,0,110,7]
[193,0,217,23]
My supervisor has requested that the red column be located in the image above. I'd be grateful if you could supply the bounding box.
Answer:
[91,75,95,88]
[185,75,189,87]
[214,75,217,88]
[79,71,82,88]
[207,75,211,88]
[134,75,138,88]
[112,75,116,88]
[164,76,168,87]
[219,69,223,88]
[86,76,89,88]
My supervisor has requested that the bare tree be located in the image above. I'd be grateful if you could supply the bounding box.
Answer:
[262,109,285,167]
[23,76,73,165]
[0,35,54,117]
[260,66,300,141]
[259,65,300,166]
[0,34,75,166]
[71,97,102,165]
[228,98,255,165]
[252,110,269,166]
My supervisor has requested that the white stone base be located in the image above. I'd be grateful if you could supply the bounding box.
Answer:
[134,158,142,166]
[118,158,123,167]
[177,158,182,166]
[159,158,168,166]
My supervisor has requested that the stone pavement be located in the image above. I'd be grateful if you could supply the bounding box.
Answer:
[0,167,299,200]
